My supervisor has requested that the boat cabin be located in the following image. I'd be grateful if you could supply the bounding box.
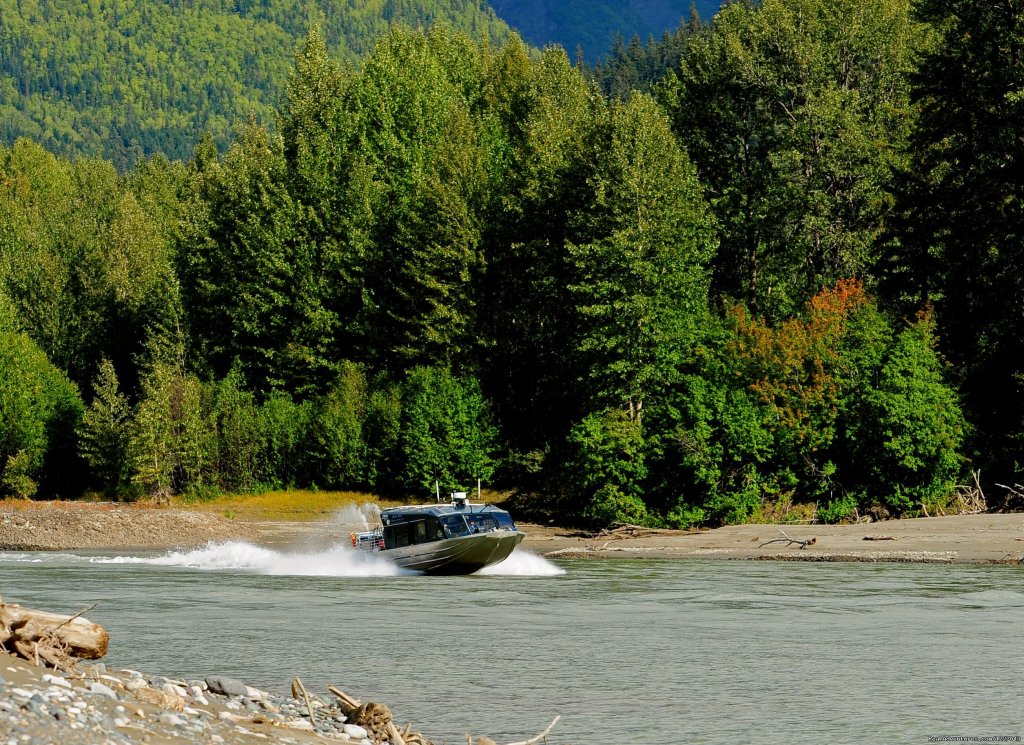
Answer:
[379,502,518,550]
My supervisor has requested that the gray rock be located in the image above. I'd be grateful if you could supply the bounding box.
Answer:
[344,723,368,739]
[42,674,71,689]
[124,677,147,693]
[162,682,188,698]
[88,682,118,699]
[205,676,249,697]
[158,712,184,726]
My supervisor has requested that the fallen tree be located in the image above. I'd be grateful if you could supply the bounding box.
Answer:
[0,595,108,668]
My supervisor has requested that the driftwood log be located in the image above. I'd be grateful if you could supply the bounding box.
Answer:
[0,597,108,668]
[328,685,435,745]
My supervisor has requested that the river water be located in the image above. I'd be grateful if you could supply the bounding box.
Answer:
[2,539,1023,744]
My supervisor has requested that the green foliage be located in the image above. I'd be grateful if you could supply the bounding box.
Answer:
[816,492,858,524]
[0,0,513,168]
[892,0,1024,487]
[0,140,181,391]
[565,408,648,525]
[211,366,264,493]
[352,28,488,370]
[130,328,216,497]
[568,91,714,415]
[0,450,36,499]
[396,366,497,496]
[0,326,84,498]
[481,46,602,452]
[854,312,965,511]
[0,21,989,529]
[663,0,924,319]
[180,121,320,392]
[664,282,965,524]
[79,358,133,498]
[589,23,700,99]
[312,362,369,489]
[254,391,314,491]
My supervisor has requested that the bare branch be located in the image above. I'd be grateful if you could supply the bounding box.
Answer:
[759,528,816,549]
[506,715,561,745]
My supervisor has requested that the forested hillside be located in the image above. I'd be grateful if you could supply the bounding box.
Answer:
[0,0,510,168]
[3,0,1023,528]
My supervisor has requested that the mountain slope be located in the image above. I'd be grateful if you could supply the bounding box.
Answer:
[0,0,511,168]
[488,0,721,60]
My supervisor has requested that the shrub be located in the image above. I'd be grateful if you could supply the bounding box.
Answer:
[565,408,648,527]
[816,492,859,523]
[0,328,85,498]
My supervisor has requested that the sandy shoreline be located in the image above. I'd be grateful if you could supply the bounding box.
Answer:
[2,501,1023,564]
[520,513,1024,564]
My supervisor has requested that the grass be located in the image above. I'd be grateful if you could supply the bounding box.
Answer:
[2,487,517,522]
[171,489,407,522]
[175,486,521,521]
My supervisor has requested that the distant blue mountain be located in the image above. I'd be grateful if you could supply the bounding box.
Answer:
[488,0,723,60]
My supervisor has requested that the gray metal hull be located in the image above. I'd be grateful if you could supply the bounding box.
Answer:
[385,530,526,575]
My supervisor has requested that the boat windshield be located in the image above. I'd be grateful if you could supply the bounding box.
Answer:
[465,514,500,533]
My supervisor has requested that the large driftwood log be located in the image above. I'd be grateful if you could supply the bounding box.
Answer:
[0,599,109,666]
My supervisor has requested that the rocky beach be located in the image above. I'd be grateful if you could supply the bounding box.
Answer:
[0,644,440,745]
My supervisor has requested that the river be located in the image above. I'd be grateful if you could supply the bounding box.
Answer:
[2,541,1023,744]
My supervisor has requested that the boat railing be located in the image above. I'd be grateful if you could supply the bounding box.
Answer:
[351,529,384,552]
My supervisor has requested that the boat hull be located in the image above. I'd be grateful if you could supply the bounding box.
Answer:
[385,530,526,575]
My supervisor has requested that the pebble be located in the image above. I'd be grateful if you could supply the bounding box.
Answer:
[40,674,70,689]
[161,682,188,698]
[0,660,421,745]
[344,723,368,739]
[87,682,118,699]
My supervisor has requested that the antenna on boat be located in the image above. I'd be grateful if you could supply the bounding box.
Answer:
[435,480,441,503]
[477,478,481,502]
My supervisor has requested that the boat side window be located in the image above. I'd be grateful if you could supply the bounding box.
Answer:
[493,513,516,530]
[441,515,471,537]
[424,516,445,542]
[384,523,409,549]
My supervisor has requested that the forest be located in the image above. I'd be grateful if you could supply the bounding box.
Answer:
[1,0,1022,528]
[0,0,511,168]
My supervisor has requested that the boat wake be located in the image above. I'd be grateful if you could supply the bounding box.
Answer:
[86,540,564,577]
[478,550,565,576]
[91,541,409,577]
